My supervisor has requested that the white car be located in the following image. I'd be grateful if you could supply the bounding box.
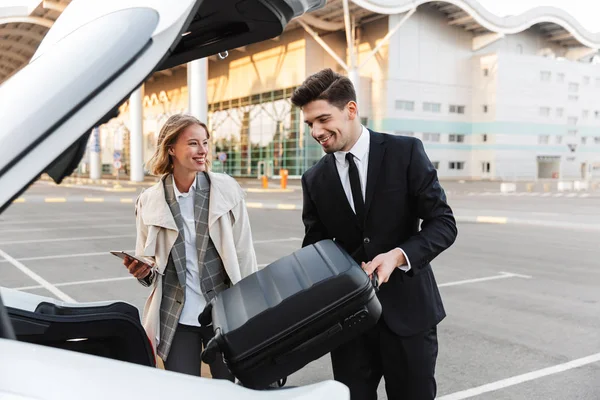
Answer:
[0,0,349,398]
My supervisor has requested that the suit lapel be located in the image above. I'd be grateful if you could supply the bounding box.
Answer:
[194,173,210,279]
[324,153,360,227]
[365,130,385,218]
[163,175,187,287]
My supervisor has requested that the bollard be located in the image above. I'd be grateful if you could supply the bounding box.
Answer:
[526,183,533,192]
[280,169,288,189]
[261,175,268,189]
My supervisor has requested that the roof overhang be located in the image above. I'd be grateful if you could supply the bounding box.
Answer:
[348,0,600,49]
[0,1,70,84]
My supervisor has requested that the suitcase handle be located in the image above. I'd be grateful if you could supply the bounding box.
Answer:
[371,273,379,292]
[201,330,221,364]
[198,301,213,327]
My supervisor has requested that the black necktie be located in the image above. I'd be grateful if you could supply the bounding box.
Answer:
[346,152,365,225]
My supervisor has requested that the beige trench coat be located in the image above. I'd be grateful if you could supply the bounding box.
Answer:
[134,172,258,357]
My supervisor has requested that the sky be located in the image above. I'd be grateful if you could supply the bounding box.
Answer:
[2,0,600,32]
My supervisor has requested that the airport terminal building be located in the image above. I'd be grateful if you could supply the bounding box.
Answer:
[3,0,600,180]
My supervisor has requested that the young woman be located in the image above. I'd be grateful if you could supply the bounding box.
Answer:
[123,113,257,378]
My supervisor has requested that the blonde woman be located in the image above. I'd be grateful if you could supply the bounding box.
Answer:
[123,113,258,378]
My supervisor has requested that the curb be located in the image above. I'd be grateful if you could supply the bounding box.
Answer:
[39,175,157,187]
[38,176,297,192]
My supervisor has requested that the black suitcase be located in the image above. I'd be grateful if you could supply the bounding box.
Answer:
[200,239,382,389]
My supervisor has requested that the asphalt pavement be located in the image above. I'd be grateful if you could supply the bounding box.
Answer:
[1,179,599,399]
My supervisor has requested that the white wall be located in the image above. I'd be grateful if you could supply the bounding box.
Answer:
[387,6,474,121]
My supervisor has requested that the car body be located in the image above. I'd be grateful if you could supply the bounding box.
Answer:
[0,0,350,398]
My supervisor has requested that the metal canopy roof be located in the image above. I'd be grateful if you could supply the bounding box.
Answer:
[1,0,598,86]
[0,0,70,84]
[430,1,583,48]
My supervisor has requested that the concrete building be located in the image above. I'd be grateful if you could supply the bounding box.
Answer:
[3,0,600,180]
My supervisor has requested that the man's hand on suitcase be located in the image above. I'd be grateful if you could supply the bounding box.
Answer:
[362,248,406,285]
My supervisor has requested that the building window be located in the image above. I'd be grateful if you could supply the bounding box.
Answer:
[556,108,564,117]
[584,76,590,85]
[423,133,441,142]
[581,137,587,145]
[423,102,441,113]
[483,105,488,113]
[483,68,489,77]
[557,73,565,83]
[583,110,589,119]
[540,71,551,81]
[449,134,465,143]
[568,95,579,102]
[594,137,600,144]
[395,100,414,111]
[449,105,466,114]
[555,136,563,144]
[568,82,579,92]
[482,134,488,142]
[568,117,578,125]
[539,107,550,117]
[539,135,550,144]
[449,161,465,170]
[432,161,440,169]
[394,131,414,136]
[481,162,491,173]
[516,44,523,54]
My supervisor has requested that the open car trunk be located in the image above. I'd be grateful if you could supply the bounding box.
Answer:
[1,288,155,366]
[0,0,325,214]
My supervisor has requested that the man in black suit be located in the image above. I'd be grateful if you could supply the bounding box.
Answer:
[292,68,457,400]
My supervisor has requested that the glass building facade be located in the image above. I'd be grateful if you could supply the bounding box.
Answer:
[208,86,324,178]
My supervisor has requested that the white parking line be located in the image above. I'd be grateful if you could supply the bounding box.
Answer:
[438,272,531,287]
[0,250,136,263]
[0,215,132,225]
[438,352,600,400]
[0,239,301,261]
[0,223,133,233]
[0,248,76,302]
[11,270,531,292]
[253,237,302,244]
[16,276,134,291]
[0,234,135,245]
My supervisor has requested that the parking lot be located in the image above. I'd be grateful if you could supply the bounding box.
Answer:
[1,180,599,399]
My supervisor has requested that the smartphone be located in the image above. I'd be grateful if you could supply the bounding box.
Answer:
[110,251,152,266]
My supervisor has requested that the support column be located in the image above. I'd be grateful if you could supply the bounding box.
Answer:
[188,58,208,123]
[129,86,144,182]
[89,127,102,180]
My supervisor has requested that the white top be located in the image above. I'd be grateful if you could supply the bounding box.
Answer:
[172,175,206,327]
[333,126,412,272]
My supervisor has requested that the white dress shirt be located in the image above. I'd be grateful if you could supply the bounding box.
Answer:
[172,175,206,326]
[334,126,412,272]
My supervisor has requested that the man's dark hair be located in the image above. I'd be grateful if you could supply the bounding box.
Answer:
[291,68,356,109]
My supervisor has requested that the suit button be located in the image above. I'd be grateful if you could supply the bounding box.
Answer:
[363,237,370,244]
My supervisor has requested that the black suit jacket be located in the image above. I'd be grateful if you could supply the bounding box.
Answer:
[301,130,457,337]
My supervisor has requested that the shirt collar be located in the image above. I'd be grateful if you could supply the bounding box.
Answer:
[334,125,370,164]
[172,174,197,199]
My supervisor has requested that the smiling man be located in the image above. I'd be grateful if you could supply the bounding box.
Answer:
[292,68,458,400]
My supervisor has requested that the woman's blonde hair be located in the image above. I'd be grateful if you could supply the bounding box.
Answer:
[146,113,211,176]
